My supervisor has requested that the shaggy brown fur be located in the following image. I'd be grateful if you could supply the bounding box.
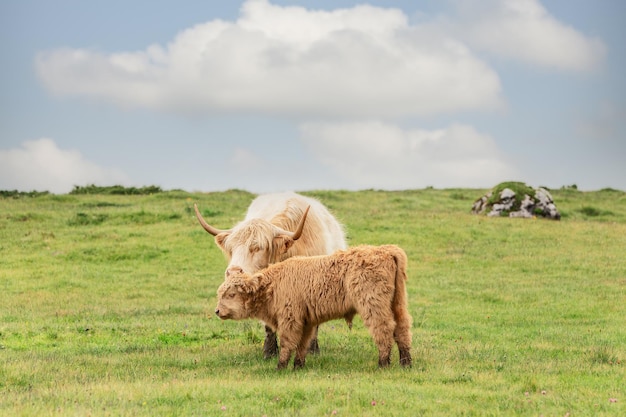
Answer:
[215,245,413,370]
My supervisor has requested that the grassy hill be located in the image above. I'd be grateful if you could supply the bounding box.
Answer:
[1,188,624,416]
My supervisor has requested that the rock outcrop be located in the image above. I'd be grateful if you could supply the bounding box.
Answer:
[472,182,560,220]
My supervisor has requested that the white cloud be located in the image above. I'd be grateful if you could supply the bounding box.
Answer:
[299,121,518,189]
[0,138,131,193]
[36,0,502,118]
[448,0,606,71]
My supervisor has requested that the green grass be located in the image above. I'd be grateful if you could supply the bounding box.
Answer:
[1,188,625,416]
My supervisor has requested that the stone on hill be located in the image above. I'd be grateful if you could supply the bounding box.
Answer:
[471,182,560,220]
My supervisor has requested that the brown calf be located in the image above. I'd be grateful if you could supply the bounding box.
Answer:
[215,245,413,370]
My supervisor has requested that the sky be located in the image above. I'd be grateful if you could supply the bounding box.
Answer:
[1,0,625,194]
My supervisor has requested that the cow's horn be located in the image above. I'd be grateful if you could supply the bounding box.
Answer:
[290,205,310,240]
[194,203,228,236]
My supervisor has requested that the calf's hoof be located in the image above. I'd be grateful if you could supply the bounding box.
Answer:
[378,357,391,368]
[399,349,412,368]
[293,357,306,370]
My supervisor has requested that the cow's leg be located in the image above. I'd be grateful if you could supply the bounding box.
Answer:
[307,326,320,355]
[294,325,316,370]
[263,325,279,359]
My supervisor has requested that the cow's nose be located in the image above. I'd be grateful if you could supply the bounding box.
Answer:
[226,266,244,277]
[214,308,220,315]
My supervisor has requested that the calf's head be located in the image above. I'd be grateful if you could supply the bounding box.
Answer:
[215,272,261,320]
[195,204,309,273]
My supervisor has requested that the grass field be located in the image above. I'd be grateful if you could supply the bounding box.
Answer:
[1,187,625,416]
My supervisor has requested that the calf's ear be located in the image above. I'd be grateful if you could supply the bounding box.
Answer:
[239,275,262,294]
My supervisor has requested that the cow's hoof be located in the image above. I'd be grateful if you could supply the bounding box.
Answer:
[308,338,320,355]
[263,337,279,359]
[264,349,278,359]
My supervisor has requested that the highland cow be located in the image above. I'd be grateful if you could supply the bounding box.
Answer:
[215,245,413,370]
[196,192,346,357]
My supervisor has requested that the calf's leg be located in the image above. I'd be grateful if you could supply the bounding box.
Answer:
[393,294,413,367]
[276,319,303,370]
[394,311,413,367]
[361,310,395,368]
[277,342,293,370]
[399,346,412,367]
[377,340,394,368]
[294,325,316,369]
[277,333,299,370]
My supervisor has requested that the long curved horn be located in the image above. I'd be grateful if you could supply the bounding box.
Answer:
[289,205,310,241]
[194,203,228,236]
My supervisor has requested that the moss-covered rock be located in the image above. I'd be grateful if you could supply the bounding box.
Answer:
[472,182,560,220]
